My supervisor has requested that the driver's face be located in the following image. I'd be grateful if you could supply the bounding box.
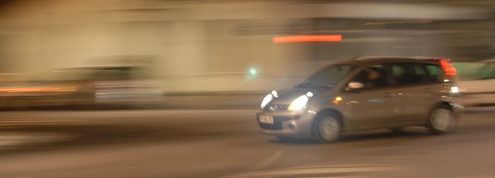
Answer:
[368,70,380,80]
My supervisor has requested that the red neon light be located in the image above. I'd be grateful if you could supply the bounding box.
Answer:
[273,35,342,43]
[437,59,457,76]
[0,88,61,92]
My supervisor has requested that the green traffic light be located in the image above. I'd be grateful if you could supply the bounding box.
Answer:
[248,68,257,76]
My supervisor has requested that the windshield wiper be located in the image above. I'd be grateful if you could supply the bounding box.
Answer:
[296,82,333,88]
[295,82,310,88]
[313,84,333,88]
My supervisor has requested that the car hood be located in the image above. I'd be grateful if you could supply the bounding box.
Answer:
[270,87,328,104]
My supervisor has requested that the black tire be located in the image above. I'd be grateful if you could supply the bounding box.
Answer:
[312,115,341,143]
[427,106,457,134]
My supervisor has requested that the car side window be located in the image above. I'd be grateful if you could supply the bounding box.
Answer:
[349,64,388,89]
[424,64,443,82]
[390,62,429,85]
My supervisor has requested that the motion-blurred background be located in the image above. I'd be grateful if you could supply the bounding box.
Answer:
[2,1,495,178]
[0,0,493,94]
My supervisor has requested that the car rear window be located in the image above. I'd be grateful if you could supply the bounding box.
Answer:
[424,64,443,82]
[390,62,429,85]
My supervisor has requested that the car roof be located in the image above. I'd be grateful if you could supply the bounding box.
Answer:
[336,56,441,65]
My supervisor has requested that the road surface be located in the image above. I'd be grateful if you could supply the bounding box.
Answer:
[0,109,494,178]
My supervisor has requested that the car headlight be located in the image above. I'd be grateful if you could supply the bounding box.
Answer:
[288,95,309,111]
[260,94,273,109]
[271,90,278,98]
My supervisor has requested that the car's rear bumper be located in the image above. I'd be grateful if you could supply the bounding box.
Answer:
[451,102,465,116]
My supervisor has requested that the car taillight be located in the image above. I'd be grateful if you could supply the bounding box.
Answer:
[436,58,457,76]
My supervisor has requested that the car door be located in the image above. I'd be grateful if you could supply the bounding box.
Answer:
[339,63,398,131]
[386,62,437,127]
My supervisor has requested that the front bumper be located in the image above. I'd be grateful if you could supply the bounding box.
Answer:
[256,110,316,138]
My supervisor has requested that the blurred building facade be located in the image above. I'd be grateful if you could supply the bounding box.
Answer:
[0,0,494,92]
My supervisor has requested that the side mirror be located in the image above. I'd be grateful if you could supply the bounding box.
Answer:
[346,81,365,91]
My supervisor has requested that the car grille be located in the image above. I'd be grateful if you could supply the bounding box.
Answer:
[264,104,289,112]
[258,116,292,130]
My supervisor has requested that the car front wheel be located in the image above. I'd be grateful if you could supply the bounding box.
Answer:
[313,115,341,143]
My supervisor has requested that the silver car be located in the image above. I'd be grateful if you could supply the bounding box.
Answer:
[257,57,463,143]
[454,59,495,107]
[0,66,163,108]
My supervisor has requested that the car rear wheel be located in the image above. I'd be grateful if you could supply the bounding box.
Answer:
[313,115,341,143]
[427,106,457,134]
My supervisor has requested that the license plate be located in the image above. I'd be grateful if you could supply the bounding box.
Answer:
[259,115,274,124]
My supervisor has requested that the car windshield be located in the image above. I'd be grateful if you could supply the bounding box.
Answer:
[454,62,495,80]
[296,64,355,88]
